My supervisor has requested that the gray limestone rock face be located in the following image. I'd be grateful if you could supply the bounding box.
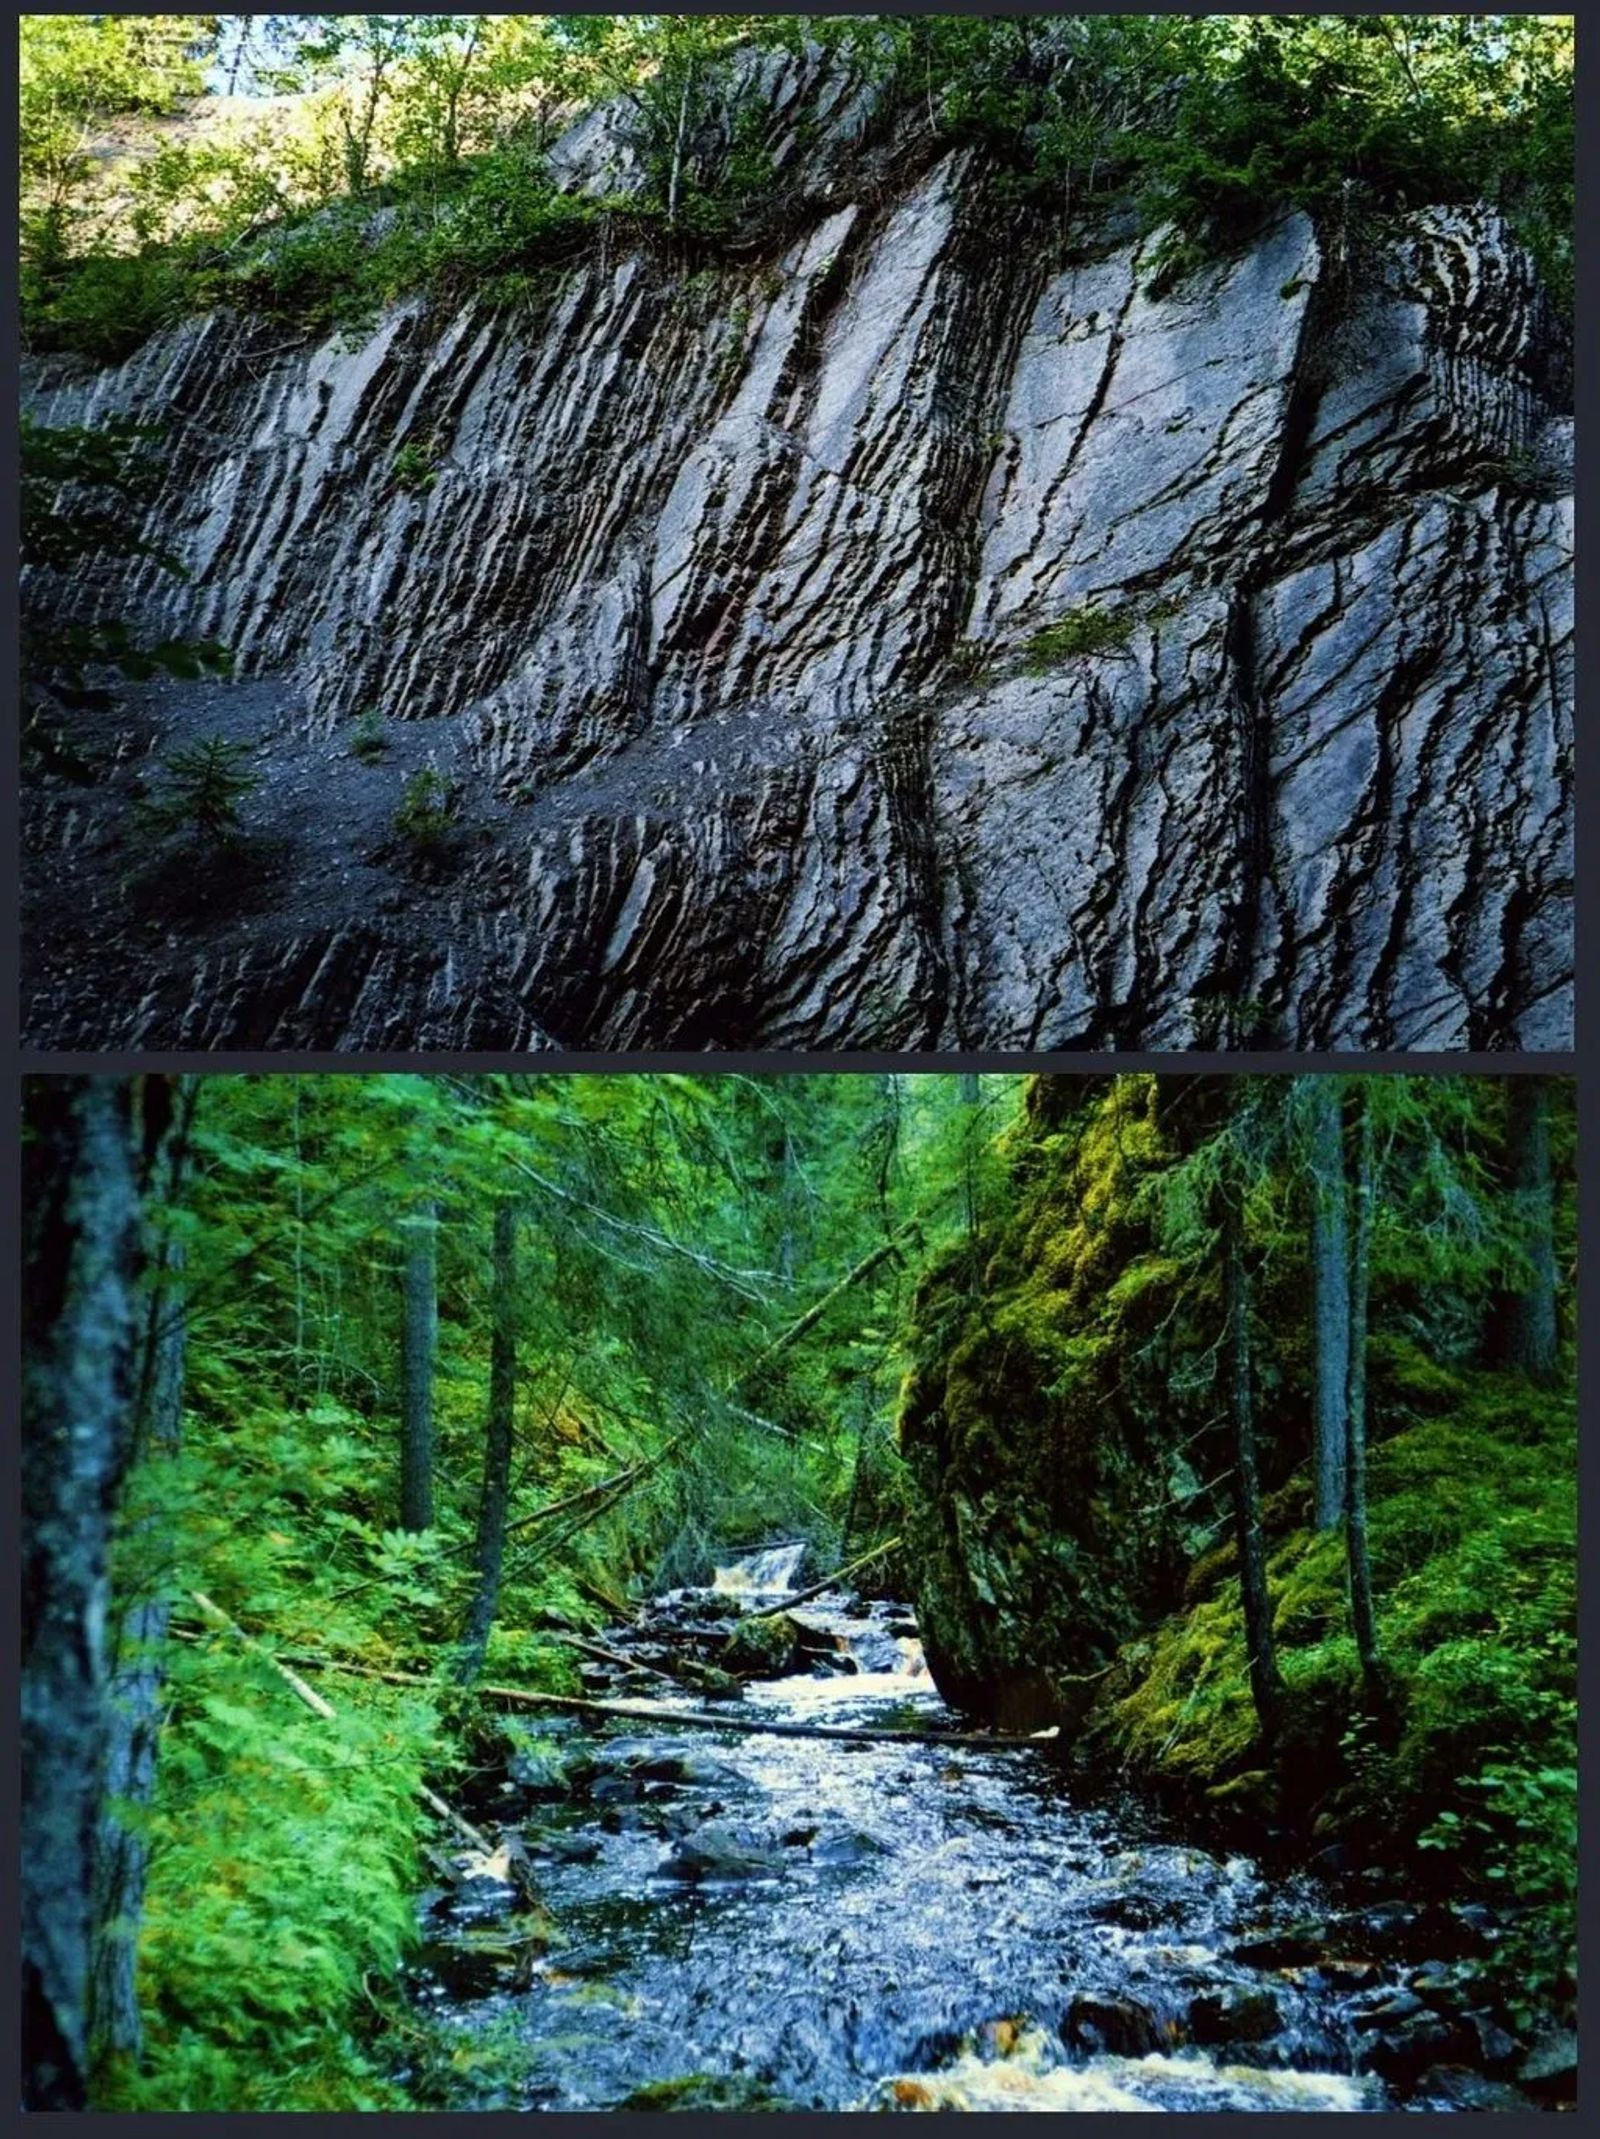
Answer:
[23,135,1571,1051]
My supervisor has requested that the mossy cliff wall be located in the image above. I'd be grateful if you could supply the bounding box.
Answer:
[896,1077,1574,1920]
[897,1076,1214,1729]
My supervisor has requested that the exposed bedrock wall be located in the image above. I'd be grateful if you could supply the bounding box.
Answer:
[24,151,1573,1049]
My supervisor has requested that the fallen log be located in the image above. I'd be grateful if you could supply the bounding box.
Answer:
[259,1651,1055,1750]
[476,1690,1057,1750]
[546,1632,684,1685]
[733,1232,912,1387]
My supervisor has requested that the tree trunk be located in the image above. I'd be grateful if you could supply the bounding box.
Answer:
[22,1080,147,2109]
[458,1200,518,1681]
[1489,1076,1559,1385]
[959,1070,982,1273]
[667,65,692,224]
[89,1135,193,2081]
[1344,1085,1382,1692]
[1221,1148,1283,1748]
[399,1199,438,1532]
[1306,1076,1350,1529]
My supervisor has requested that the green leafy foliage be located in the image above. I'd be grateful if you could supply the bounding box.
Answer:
[1021,606,1135,671]
[390,440,439,495]
[391,766,459,851]
[350,707,391,761]
[139,735,259,845]
[20,16,1574,366]
[110,1639,440,2110]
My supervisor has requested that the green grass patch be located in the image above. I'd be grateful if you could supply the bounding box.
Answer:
[1021,606,1136,672]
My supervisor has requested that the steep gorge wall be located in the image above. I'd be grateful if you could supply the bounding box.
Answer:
[24,85,1573,1051]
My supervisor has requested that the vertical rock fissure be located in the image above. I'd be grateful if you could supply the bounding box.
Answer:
[1222,234,1347,1048]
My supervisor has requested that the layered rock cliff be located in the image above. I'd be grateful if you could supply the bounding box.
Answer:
[24,75,1573,1051]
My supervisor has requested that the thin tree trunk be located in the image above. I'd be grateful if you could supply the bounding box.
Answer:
[959,1071,982,1290]
[667,65,692,224]
[1344,1086,1382,1691]
[1306,1076,1350,1529]
[458,1201,518,1681]
[1490,1076,1559,1385]
[89,1218,189,2079]
[1221,1149,1283,1747]
[399,1199,438,1533]
[23,1079,147,2110]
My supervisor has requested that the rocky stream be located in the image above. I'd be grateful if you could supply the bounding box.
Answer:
[406,1549,1568,2113]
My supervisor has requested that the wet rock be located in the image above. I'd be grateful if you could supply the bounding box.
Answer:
[1408,1959,1473,2005]
[531,1829,603,1866]
[1463,2010,1521,2070]
[1347,1986,1428,2031]
[809,1829,889,1868]
[1283,1958,1384,1995]
[1187,1984,1282,2047]
[1518,2026,1577,2098]
[1229,1926,1327,1970]
[630,1751,746,1791]
[1083,1892,1181,1933]
[617,2073,798,2112]
[507,1740,588,1798]
[592,1774,650,1806]
[723,1613,803,1675]
[657,1822,786,1884]
[1352,2004,1478,2089]
[1061,1991,1166,2059]
[1413,2066,1539,2112]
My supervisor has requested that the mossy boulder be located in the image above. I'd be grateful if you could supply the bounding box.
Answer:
[721,1611,802,1676]
[619,2073,798,2112]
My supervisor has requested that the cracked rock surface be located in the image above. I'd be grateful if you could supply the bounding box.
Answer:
[23,130,1572,1051]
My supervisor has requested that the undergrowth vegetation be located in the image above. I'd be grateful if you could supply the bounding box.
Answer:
[19,15,1573,367]
[49,1072,985,2107]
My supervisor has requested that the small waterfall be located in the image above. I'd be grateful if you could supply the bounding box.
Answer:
[711,1540,809,1597]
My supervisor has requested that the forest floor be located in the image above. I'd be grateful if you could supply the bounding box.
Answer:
[23,672,531,1046]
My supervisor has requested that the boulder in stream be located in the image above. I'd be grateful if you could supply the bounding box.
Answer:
[723,1612,804,1675]
[1060,1990,1169,2059]
[1186,1983,1283,2047]
[657,1822,787,1884]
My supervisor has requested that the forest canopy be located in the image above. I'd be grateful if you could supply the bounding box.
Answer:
[20,1073,1576,2110]
[18,13,1575,361]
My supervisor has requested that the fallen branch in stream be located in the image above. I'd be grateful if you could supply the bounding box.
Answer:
[251,1650,1056,1749]
[185,1592,494,1853]
[482,1690,1056,1749]
[741,1536,902,1620]
[545,1632,686,1685]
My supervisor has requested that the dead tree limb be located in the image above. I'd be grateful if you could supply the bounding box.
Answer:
[741,1536,903,1620]
[250,1652,1051,1749]
[733,1233,911,1387]
[186,1593,492,1852]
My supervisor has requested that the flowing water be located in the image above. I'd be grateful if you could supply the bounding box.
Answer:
[411,1556,1525,2113]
